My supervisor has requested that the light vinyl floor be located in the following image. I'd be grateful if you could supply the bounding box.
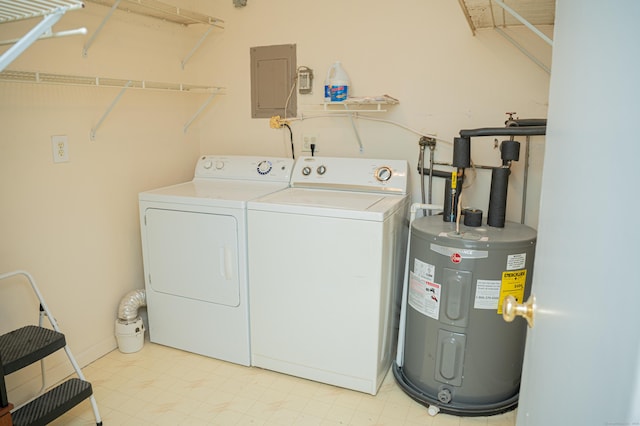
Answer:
[51,342,517,426]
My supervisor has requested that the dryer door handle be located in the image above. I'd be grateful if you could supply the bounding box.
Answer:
[219,246,234,281]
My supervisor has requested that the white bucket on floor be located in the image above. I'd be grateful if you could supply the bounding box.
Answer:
[115,317,145,353]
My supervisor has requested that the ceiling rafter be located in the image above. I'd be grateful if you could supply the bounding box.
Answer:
[458,0,555,73]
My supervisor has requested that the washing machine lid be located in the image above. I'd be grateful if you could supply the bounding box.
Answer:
[247,187,407,221]
[139,180,291,208]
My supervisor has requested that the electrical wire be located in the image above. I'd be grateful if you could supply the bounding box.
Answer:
[283,123,294,159]
[463,160,477,189]
[284,66,310,121]
[356,115,444,142]
[283,77,297,122]
[286,112,449,145]
[456,191,463,234]
[281,66,307,157]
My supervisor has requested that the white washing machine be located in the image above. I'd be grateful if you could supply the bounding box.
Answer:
[247,156,409,394]
[139,155,293,366]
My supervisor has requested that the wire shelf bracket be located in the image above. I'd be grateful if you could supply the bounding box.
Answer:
[184,90,220,134]
[0,1,86,72]
[90,79,132,141]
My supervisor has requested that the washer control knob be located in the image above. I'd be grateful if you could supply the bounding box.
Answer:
[257,160,273,175]
[203,160,213,169]
[302,166,312,176]
[215,160,225,170]
[317,165,327,175]
[375,166,393,182]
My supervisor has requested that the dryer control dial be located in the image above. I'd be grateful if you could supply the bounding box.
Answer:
[215,160,225,170]
[203,160,213,169]
[257,160,273,175]
[317,165,327,175]
[302,166,312,176]
[375,166,393,182]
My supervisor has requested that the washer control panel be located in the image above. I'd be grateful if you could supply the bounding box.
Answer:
[195,155,293,182]
[291,156,408,194]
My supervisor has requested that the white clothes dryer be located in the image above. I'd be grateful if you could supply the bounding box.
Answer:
[247,156,409,394]
[139,155,293,366]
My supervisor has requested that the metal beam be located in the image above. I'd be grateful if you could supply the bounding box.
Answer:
[457,0,477,35]
[495,26,551,74]
[492,0,553,46]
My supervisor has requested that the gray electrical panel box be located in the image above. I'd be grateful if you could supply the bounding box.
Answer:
[250,44,297,119]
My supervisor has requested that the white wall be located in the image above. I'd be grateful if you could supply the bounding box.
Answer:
[0,4,204,399]
[0,0,550,400]
[197,0,551,227]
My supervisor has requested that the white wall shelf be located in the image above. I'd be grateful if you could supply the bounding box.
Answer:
[83,0,224,68]
[86,0,223,26]
[320,95,399,113]
[0,0,86,72]
[0,70,224,139]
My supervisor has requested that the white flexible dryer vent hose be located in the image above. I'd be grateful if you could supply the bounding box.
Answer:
[118,289,146,323]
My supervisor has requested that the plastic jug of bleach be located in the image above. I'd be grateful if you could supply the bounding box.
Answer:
[324,61,350,103]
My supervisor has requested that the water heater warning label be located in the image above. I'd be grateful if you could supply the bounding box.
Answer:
[474,280,502,309]
[413,258,435,282]
[498,270,527,314]
[506,253,527,270]
[409,272,441,320]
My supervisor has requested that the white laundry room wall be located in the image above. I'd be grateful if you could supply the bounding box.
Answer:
[194,0,551,228]
[0,0,551,401]
[0,3,208,400]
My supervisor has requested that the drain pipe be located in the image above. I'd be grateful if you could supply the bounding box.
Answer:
[396,202,444,368]
[418,136,437,216]
[118,289,146,323]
